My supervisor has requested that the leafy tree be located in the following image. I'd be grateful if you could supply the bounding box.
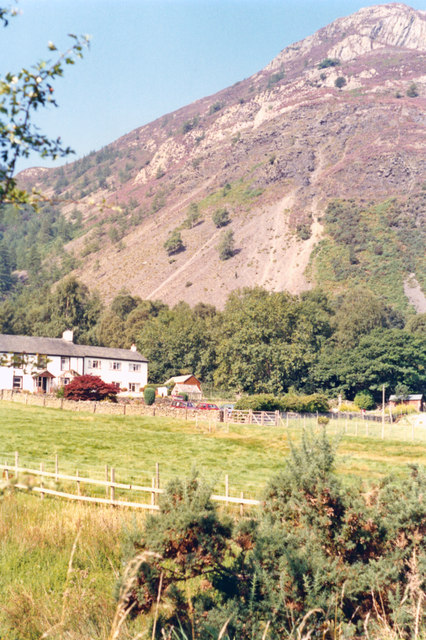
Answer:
[212,207,230,228]
[0,7,90,207]
[334,76,346,89]
[331,288,404,348]
[183,202,201,228]
[63,375,118,401]
[353,390,375,410]
[218,229,235,260]
[135,301,216,383]
[406,312,426,335]
[164,229,184,255]
[313,328,426,400]
[110,291,141,320]
[214,288,327,394]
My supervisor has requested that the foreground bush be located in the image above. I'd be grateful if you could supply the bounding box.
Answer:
[119,430,425,639]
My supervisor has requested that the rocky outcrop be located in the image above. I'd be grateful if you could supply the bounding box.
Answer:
[19,4,426,309]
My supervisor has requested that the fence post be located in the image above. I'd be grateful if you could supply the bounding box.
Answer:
[15,451,19,482]
[225,474,229,507]
[156,463,160,493]
[40,462,44,499]
[105,465,109,499]
[151,477,156,508]
[286,413,289,428]
[249,410,253,425]
[55,454,58,482]
[261,412,265,426]
[110,467,115,503]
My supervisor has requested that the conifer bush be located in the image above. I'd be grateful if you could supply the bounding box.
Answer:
[119,431,426,639]
[143,386,155,405]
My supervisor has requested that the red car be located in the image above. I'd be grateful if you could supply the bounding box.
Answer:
[195,402,219,410]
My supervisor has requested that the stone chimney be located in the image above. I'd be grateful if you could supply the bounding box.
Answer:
[62,330,74,343]
[130,343,137,352]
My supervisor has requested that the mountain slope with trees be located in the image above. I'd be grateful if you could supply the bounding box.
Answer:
[14,2,426,311]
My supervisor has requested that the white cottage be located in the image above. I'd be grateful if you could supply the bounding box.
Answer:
[0,331,148,395]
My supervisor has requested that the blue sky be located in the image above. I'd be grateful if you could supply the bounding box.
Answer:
[2,0,426,170]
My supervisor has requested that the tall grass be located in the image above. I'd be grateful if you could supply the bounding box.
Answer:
[0,490,146,639]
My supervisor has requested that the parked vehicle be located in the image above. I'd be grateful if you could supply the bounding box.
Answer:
[220,403,234,415]
[171,400,195,409]
[196,402,219,410]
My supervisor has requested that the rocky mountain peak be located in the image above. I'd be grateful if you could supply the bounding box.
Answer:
[266,3,426,71]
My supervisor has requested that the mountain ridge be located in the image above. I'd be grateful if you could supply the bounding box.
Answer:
[19,3,426,310]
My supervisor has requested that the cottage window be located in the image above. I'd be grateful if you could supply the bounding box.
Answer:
[110,361,121,371]
[12,376,22,389]
[61,357,70,371]
[129,382,140,393]
[88,359,101,369]
[129,363,141,372]
[112,382,120,389]
[35,354,48,369]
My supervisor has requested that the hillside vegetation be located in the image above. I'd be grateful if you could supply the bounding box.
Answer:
[11,3,426,308]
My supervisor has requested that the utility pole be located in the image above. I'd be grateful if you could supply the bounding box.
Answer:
[381,384,385,439]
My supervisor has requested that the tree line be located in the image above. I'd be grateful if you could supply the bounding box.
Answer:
[0,276,425,401]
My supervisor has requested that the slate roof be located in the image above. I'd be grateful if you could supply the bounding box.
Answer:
[164,374,200,385]
[0,334,148,362]
[389,394,423,401]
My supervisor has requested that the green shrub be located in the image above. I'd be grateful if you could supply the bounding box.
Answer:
[212,208,230,228]
[406,83,419,98]
[164,230,184,255]
[208,101,223,115]
[335,76,347,89]
[218,229,235,260]
[392,404,418,416]
[120,433,426,639]
[234,394,281,411]
[354,391,375,410]
[281,392,329,413]
[318,57,340,69]
[143,387,155,405]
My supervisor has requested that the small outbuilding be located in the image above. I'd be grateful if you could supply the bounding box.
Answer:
[389,394,423,412]
[164,374,203,401]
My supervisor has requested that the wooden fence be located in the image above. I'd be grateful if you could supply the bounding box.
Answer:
[0,452,260,513]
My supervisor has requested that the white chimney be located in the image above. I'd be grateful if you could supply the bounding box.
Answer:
[130,343,137,352]
[62,330,74,343]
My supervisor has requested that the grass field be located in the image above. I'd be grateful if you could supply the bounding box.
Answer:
[1,401,425,640]
[1,401,425,499]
